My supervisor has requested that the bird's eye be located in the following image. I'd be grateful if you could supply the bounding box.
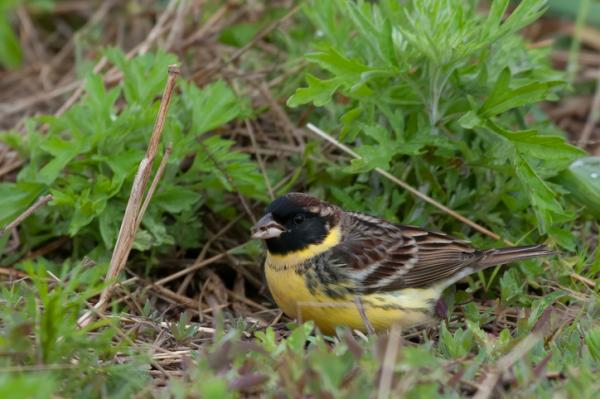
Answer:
[293,214,304,225]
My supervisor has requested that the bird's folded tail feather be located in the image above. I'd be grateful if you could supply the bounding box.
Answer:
[478,244,554,269]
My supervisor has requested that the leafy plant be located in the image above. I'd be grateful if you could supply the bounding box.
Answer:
[0,0,55,69]
[288,0,585,242]
[1,1,599,398]
[0,48,267,264]
[0,259,150,398]
[0,1,24,69]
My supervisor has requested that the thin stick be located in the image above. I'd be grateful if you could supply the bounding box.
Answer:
[571,272,596,288]
[153,243,247,287]
[377,323,402,399]
[54,0,175,117]
[306,123,504,243]
[245,120,274,199]
[0,194,53,237]
[0,267,29,279]
[78,65,180,328]
[227,4,301,66]
[136,143,173,227]
[0,158,24,178]
[148,283,198,309]
[191,4,301,84]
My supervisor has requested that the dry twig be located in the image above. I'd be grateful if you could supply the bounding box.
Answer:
[377,323,402,399]
[78,65,180,328]
[0,194,53,237]
[154,243,247,287]
[306,123,505,243]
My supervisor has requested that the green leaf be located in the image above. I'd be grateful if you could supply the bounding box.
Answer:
[346,146,397,172]
[101,149,143,184]
[312,350,354,393]
[439,322,473,358]
[514,153,565,232]
[286,322,313,354]
[142,215,175,247]
[500,268,527,304]
[558,157,600,217]
[481,67,563,116]
[0,374,56,399]
[181,80,249,135]
[198,376,230,399]
[0,183,46,226]
[547,225,577,251]
[132,229,153,251]
[0,13,22,69]
[152,185,200,213]
[190,136,267,201]
[219,23,261,47]
[84,73,121,125]
[98,202,123,249]
[489,123,584,163]
[305,47,370,79]
[287,74,342,107]
[105,47,177,104]
[344,124,423,173]
[37,150,79,186]
[457,111,482,130]
[586,328,600,363]
[68,189,107,236]
[339,106,363,140]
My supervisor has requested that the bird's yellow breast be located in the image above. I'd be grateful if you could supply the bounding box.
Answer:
[263,226,442,334]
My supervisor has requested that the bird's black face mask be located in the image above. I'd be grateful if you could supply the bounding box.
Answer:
[251,196,330,255]
[266,210,329,255]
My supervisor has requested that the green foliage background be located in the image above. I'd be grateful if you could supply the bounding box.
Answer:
[1,0,599,397]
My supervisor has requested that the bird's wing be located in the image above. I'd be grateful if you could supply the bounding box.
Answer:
[330,212,483,293]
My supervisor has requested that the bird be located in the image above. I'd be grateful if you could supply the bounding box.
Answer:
[250,192,554,334]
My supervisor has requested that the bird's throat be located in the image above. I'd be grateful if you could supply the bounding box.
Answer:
[266,225,342,269]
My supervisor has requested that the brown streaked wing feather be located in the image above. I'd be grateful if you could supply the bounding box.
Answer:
[331,213,483,293]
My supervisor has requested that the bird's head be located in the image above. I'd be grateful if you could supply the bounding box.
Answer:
[251,193,341,255]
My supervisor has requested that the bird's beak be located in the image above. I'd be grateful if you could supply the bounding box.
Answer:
[251,213,286,240]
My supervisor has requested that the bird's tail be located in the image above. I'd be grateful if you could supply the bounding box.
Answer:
[478,244,554,269]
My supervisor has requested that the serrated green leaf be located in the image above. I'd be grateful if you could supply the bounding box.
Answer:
[286,322,313,354]
[457,111,482,130]
[287,74,342,107]
[181,80,249,135]
[489,123,584,162]
[132,229,153,251]
[481,67,563,116]
[152,186,199,213]
[344,124,424,173]
[345,145,395,173]
[105,47,177,105]
[84,73,121,125]
[514,153,564,232]
[98,202,123,249]
[305,47,369,78]
[68,189,107,236]
[0,183,46,226]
